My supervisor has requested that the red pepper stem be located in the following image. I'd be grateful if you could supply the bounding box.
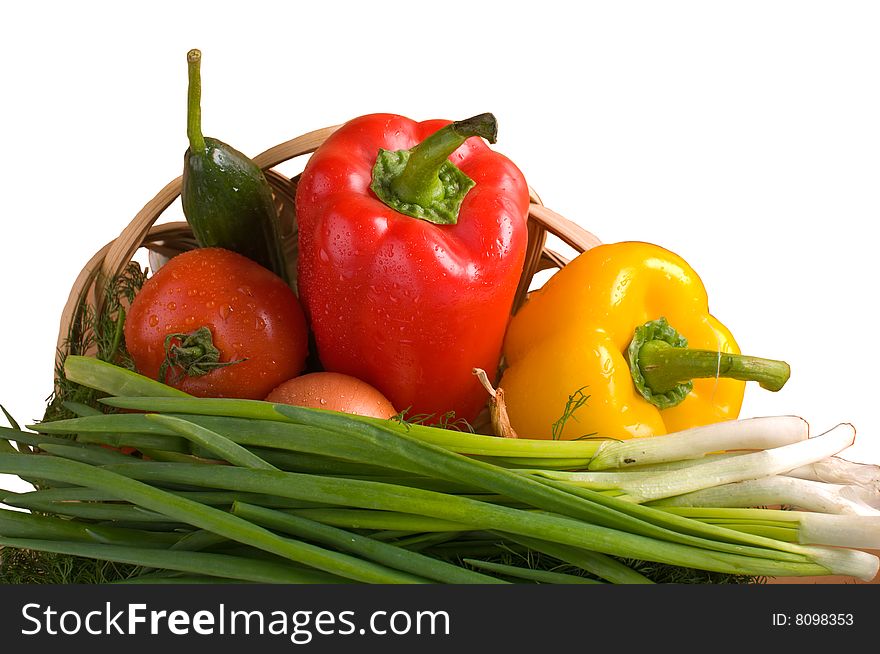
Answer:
[186,49,206,154]
[638,340,791,394]
[390,113,497,207]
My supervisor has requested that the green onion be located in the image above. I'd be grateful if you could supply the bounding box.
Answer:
[655,506,880,549]
[114,575,252,584]
[26,409,874,577]
[787,457,880,490]
[88,459,862,579]
[607,424,857,503]
[0,453,433,584]
[1,405,22,431]
[392,532,464,552]
[3,496,176,524]
[462,559,604,584]
[75,430,190,453]
[60,401,105,417]
[587,415,810,471]
[285,508,472,533]
[97,394,605,459]
[5,486,326,510]
[270,405,849,566]
[32,413,425,475]
[144,414,278,471]
[63,355,191,399]
[232,502,504,584]
[38,442,144,466]
[169,529,228,552]
[1,425,83,450]
[0,507,177,548]
[650,475,880,516]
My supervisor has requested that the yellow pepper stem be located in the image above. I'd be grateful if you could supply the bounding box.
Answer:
[639,341,791,392]
[628,318,791,410]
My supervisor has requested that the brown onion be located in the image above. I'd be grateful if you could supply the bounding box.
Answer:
[265,372,398,419]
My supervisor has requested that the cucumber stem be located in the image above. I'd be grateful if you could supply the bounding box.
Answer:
[186,49,206,153]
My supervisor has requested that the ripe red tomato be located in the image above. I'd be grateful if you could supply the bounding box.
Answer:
[124,247,308,399]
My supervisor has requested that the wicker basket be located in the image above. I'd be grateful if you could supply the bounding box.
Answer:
[54,124,602,371]
[45,126,880,585]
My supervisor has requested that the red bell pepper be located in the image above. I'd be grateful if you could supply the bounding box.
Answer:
[295,113,530,423]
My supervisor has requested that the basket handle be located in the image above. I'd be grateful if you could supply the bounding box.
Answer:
[512,198,602,312]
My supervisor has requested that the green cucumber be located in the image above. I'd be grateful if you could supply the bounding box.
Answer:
[181,49,288,283]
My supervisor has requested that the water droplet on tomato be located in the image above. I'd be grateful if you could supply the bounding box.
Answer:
[319,249,330,263]
[220,305,234,320]
[167,302,177,311]
[148,315,159,327]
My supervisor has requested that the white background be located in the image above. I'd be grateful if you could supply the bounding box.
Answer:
[1,0,879,501]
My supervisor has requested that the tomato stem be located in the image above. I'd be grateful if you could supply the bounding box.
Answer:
[158,326,245,384]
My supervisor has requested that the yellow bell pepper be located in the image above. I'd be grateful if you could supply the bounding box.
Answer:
[499,241,790,440]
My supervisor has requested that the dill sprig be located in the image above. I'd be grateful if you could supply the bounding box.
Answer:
[551,386,591,440]
[619,558,766,585]
[0,548,143,585]
[43,262,147,424]
[391,407,476,434]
